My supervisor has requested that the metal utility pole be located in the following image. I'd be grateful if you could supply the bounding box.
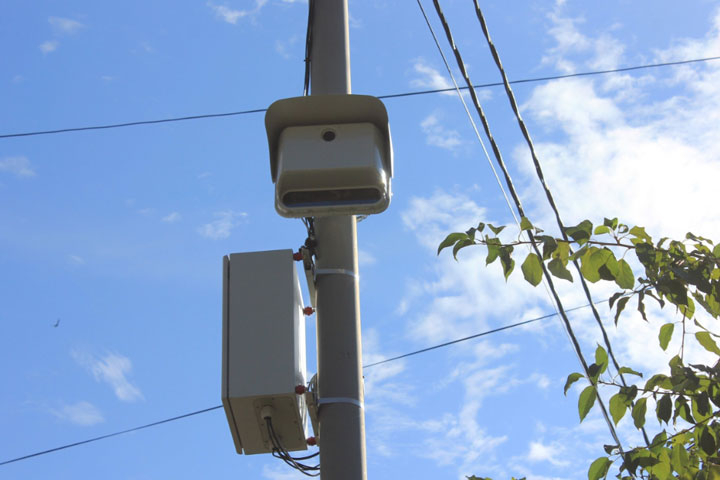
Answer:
[310,1,367,479]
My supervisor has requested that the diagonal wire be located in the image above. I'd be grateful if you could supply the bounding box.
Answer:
[427,0,627,458]
[471,0,650,446]
[0,406,223,467]
[414,0,519,226]
[0,298,609,468]
[2,56,719,140]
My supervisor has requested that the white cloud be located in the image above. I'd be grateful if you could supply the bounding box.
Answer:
[39,40,58,54]
[527,440,570,467]
[72,351,144,402]
[0,156,36,177]
[162,212,182,223]
[358,249,376,266]
[51,401,104,426]
[68,254,86,265]
[49,17,84,34]
[207,1,268,24]
[411,60,453,93]
[197,210,247,240]
[420,113,462,151]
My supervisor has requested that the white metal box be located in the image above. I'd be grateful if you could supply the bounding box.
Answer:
[265,94,393,218]
[275,122,389,217]
[222,250,308,455]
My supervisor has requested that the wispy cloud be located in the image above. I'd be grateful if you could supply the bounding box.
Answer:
[49,17,84,35]
[51,401,104,426]
[162,212,182,223]
[420,113,462,151]
[197,210,247,240]
[72,351,144,402]
[39,40,58,54]
[207,1,268,24]
[411,60,453,94]
[68,254,86,265]
[0,156,36,177]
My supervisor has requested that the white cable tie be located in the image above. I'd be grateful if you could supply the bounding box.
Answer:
[316,397,364,409]
[314,268,357,279]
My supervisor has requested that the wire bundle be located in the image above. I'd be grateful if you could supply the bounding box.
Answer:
[265,417,320,477]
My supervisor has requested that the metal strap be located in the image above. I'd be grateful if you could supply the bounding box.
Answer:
[314,268,357,279]
[316,397,364,409]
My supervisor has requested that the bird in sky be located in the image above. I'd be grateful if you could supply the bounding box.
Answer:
[53,318,60,328]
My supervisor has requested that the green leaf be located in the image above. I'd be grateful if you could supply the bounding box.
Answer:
[656,394,672,424]
[540,236,558,260]
[580,247,603,283]
[609,392,628,425]
[499,248,515,281]
[564,372,584,395]
[615,259,635,289]
[603,217,619,229]
[520,216,533,232]
[617,367,642,377]
[486,242,500,265]
[594,225,611,235]
[548,258,573,282]
[614,296,630,325]
[631,397,647,429]
[487,223,506,235]
[578,385,597,422]
[595,345,608,374]
[713,243,720,257]
[695,331,720,356]
[629,225,652,244]
[564,220,593,246]
[521,253,543,287]
[452,238,474,260]
[588,456,612,480]
[699,425,716,456]
[438,232,468,255]
[659,323,674,351]
[608,291,624,309]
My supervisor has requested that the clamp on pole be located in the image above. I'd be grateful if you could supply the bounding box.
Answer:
[317,397,364,409]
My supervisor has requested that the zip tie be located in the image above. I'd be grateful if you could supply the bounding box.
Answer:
[314,268,357,279]
[317,397,364,409]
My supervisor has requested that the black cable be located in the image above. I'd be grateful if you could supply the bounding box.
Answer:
[0,405,223,467]
[266,417,319,476]
[303,0,315,96]
[1,56,718,140]
[470,0,651,447]
[0,299,609,467]
[427,0,627,458]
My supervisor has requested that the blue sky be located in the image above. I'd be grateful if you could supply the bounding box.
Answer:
[2,1,720,479]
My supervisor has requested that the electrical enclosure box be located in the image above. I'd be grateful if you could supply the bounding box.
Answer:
[222,249,308,455]
[265,94,393,218]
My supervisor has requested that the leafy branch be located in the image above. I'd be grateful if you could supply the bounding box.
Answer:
[440,218,720,479]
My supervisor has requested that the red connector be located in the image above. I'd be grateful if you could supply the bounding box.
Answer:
[293,252,303,261]
[302,306,315,316]
[295,385,307,395]
[306,436,317,446]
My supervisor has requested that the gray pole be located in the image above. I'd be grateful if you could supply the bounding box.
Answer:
[310,1,367,479]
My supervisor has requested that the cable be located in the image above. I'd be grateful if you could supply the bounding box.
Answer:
[303,0,315,96]
[0,405,222,467]
[428,0,627,459]
[363,302,596,368]
[0,298,606,468]
[414,0,519,228]
[471,0,651,447]
[266,417,320,476]
[1,56,718,140]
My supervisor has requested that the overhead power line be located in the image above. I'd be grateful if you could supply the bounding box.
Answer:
[1,55,718,140]
[0,405,223,467]
[0,301,602,467]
